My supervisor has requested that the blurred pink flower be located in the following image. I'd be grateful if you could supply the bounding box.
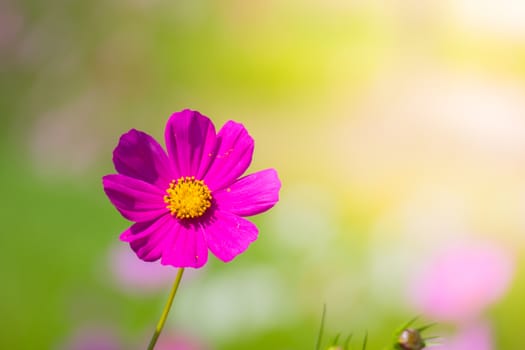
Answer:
[432,321,493,350]
[0,1,23,52]
[59,326,122,350]
[153,333,210,350]
[29,93,103,176]
[108,244,175,294]
[409,241,514,322]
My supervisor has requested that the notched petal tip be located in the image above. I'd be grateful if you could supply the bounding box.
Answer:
[265,167,282,191]
[213,168,281,217]
[203,120,255,190]
[169,109,203,119]
[165,109,217,177]
[166,110,213,133]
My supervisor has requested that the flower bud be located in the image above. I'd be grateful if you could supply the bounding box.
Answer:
[397,328,426,350]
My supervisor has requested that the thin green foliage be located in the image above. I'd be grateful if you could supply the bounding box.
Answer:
[315,304,326,350]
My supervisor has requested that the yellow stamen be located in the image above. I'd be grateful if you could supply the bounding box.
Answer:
[164,176,212,219]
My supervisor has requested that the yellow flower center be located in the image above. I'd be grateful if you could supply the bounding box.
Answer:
[164,176,212,219]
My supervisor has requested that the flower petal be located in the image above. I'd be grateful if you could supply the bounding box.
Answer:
[113,129,174,189]
[214,168,281,216]
[204,120,254,191]
[202,210,258,262]
[103,174,167,222]
[129,215,177,262]
[160,222,208,268]
[164,110,217,178]
[120,214,172,242]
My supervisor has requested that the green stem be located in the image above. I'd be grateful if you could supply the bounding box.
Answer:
[147,268,185,350]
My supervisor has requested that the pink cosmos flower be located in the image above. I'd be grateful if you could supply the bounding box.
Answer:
[108,244,174,294]
[103,110,280,268]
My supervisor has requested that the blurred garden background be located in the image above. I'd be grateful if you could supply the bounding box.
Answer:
[2,0,525,349]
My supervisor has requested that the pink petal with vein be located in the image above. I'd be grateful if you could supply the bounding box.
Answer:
[165,110,217,177]
[203,210,258,262]
[160,222,208,268]
[113,129,173,189]
[129,216,176,261]
[103,174,167,222]
[204,120,254,191]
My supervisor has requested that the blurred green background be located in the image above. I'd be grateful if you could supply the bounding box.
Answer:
[2,0,525,349]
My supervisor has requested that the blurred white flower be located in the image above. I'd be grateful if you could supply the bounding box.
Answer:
[175,266,294,342]
[453,0,525,39]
